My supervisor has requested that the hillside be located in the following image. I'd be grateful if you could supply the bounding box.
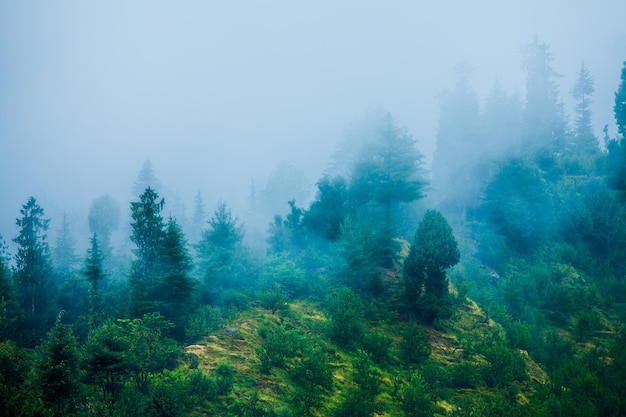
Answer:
[181,288,548,416]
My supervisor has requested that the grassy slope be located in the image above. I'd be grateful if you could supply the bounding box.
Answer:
[183,291,548,416]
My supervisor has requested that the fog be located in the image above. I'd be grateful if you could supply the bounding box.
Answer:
[1,0,625,246]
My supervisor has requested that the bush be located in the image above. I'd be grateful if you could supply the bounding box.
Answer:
[186,305,223,341]
[216,362,235,395]
[361,330,392,366]
[399,322,431,365]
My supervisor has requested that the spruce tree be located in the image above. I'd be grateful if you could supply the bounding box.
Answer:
[36,313,81,416]
[159,217,195,339]
[350,112,426,231]
[615,60,626,138]
[88,193,121,259]
[53,211,79,280]
[570,62,598,156]
[404,210,459,322]
[521,37,567,151]
[13,197,56,345]
[129,187,166,317]
[0,235,17,340]
[85,233,105,328]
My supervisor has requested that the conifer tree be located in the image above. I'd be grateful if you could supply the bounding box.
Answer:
[36,313,81,417]
[190,189,207,243]
[158,217,195,339]
[404,210,459,322]
[521,37,567,151]
[350,112,426,231]
[88,193,121,259]
[13,197,57,344]
[133,158,163,197]
[615,60,626,138]
[85,233,105,328]
[0,235,17,340]
[197,202,244,290]
[570,62,598,156]
[572,62,595,137]
[53,211,79,279]
[129,187,166,317]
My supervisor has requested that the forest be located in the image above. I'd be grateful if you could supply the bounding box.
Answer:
[1,38,626,417]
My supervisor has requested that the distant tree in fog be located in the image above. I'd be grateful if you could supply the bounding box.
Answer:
[196,202,244,290]
[569,62,598,156]
[53,211,79,279]
[88,193,121,258]
[615,60,626,138]
[521,37,567,151]
[190,189,207,244]
[350,112,426,230]
[133,158,162,197]
[432,62,482,191]
[482,79,523,156]
[259,161,310,219]
[327,107,389,178]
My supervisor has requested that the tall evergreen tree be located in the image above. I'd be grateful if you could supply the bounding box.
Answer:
[13,197,56,345]
[129,187,166,317]
[190,189,207,244]
[158,217,195,339]
[404,210,460,322]
[615,60,626,139]
[85,233,106,328]
[88,193,121,259]
[53,211,79,280]
[36,313,81,417]
[432,62,482,191]
[570,62,598,156]
[133,158,162,197]
[521,37,567,151]
[350,112,426,231]
[0,235,17,340]
[572,62,595,137]
[196,202,245,291]
[302,175,350,241]
[482,78,523,156]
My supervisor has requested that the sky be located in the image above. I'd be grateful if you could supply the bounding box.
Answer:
[1,0,625,246]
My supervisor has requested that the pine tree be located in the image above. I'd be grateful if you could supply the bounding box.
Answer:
[0,235,17,340]
[350,112,426,231]
[570,62,598,156]
[36,313,81,416]
[158,217,195,339]
[53,211,79,280]
[432,62,482,190]
[133,158,162,197]
[190,189,207,244]
[521,37,567,151]
[572,62,595,137]
[404,210,459,322]
[13,197,57,345]
[615,60,626,138]
[129,187,166,317]
[88,193,121,259]
[196,202,244,290]
[85,233,106,328]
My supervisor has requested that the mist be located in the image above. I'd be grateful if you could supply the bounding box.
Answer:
[1,0,625,245]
